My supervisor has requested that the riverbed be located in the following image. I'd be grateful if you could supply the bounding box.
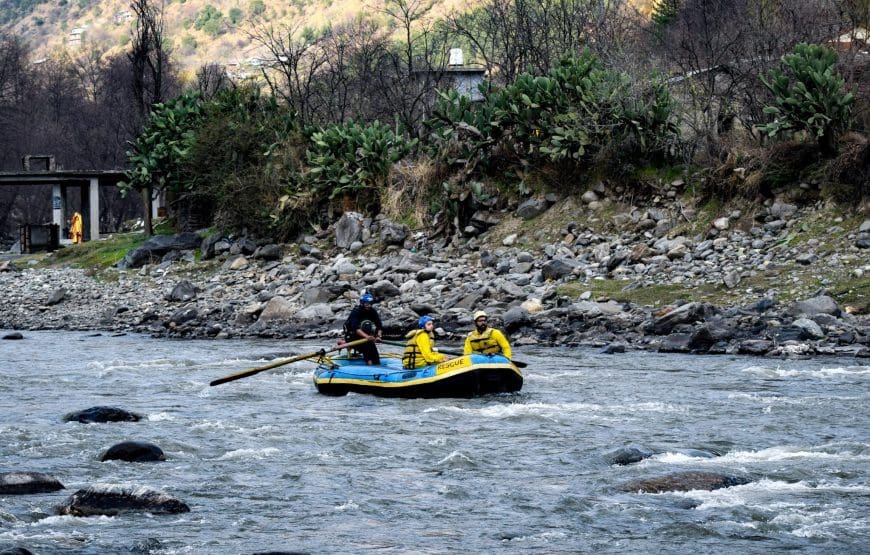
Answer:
[1,331,867,553]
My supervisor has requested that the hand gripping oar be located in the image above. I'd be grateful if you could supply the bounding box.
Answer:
[209,338,370,386]
[381,339,528,368]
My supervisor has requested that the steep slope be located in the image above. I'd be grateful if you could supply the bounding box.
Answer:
[2,0,655,72]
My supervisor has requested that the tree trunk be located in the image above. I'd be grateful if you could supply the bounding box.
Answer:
[819,127,838,158]
[142,186,153,237]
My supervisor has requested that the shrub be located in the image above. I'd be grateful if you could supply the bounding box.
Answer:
[761,43,855,157]
[306,120,417,213]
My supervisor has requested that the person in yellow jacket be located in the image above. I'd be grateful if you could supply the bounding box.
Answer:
[463,310,512,358]
[69,211,83,244]
[403,315,447,369]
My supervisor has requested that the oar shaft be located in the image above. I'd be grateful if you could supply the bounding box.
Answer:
[210,338,369,386]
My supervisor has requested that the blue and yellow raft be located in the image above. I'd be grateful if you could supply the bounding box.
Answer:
[313,352,523,398]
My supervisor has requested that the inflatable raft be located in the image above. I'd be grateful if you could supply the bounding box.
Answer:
[313,352,523,398]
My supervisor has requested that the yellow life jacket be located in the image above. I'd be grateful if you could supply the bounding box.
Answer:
[403,329,428,369]
[466,327,501,355]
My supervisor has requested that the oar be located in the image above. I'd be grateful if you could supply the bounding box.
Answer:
[209,338,370,386]
[381,339,528,368]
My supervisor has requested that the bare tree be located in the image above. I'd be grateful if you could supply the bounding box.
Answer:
[377,0,451,136]
[128,0,172,236]
[445,0,637,84]
[654,0,853,160]
[195,63,233,100]
[248,21,329,126]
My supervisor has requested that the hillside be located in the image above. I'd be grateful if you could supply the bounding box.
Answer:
[1,0,654,74]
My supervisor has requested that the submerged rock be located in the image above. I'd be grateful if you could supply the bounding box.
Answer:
[57,484,190,516]
[621,471,751,493]
[604,446,654,466]
[63,406,142,423]
[1,548,36,555]
[100,441,165,462]
[0,472,64,495]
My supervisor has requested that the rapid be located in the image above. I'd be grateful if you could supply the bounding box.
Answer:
[1,331,867,554]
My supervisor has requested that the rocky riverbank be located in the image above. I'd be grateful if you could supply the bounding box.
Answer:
[2,194,870,359]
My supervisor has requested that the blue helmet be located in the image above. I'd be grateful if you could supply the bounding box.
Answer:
[360,293,375,304]
[418,315,434,328]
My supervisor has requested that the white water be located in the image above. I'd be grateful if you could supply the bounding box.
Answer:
[0,330,868,554]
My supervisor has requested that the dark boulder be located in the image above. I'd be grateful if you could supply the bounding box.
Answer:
[101,441,166,462]
[737,339,774,356]
[621,471,751,493]
[647,302,716,335]
[599,343,625,354]
[604,446,653,466]
[63,406,142,423]
[57,485,190,516]
[1,548,36,555]
[2,332,24,340]
[166,280,198,302]
[116,232,202,269]
[657,333,693,353]
[0,471,64,494]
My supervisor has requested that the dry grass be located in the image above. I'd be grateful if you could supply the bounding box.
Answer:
[383,158,446,229]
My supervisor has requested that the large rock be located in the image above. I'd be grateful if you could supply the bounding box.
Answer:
[166,280,197,302]
[647,302,715,335]
[57,485,190,516]
[621,471,751,493]
[116,232,202,269]
[542,258,578,280]
[789,295,841,318]
[604,446,653,466]
[516,198,548,220]
[258,297,296,322]
[0,471,64,494]
[380,221,409,245]
[100,441,166,463]
[335,212,364,249]
[293,303,333,321]
[63,406,142,423]
[502,306,531,333]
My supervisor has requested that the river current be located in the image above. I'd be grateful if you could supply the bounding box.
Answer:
[0,330,867,554]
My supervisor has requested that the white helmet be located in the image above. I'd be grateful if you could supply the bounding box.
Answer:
[473,310,488,321]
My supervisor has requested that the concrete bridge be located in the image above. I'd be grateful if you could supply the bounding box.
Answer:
[0,155,127,243]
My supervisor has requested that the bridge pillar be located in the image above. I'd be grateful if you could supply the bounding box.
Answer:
[51,184,65,231]
[89,177,100,240]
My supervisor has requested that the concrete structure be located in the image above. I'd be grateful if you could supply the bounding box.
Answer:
[0,155,127,242]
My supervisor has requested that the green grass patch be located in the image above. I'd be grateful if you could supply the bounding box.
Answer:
[45,233,145,269]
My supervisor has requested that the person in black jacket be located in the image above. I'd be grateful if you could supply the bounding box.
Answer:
[343,292,383,364]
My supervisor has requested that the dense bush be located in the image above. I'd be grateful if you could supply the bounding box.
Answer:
[761,43,855,157]
[181,86,304,235]
[306,120,417,213]
[427,50,680,192]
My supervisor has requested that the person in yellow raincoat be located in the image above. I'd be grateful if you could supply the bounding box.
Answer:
[402,315,447,369]
[69,212,83,244]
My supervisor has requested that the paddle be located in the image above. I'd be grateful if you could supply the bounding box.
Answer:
[380,339,528,368]
[209,338,370,386]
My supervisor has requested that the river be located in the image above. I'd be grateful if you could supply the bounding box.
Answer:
[0,330,867,554]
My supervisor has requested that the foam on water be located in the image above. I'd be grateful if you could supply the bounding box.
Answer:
[335,499,359,511]
[216,447,280,460]
[428,400,688,420]
[671,478,870,509]
[741,364,870,379]
[645,445,867,466]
